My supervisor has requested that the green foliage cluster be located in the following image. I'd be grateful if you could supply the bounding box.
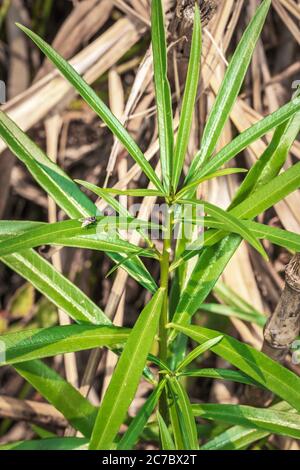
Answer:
[0,0,300,450]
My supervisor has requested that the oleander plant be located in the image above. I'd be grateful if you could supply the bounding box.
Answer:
[0,0,300,450]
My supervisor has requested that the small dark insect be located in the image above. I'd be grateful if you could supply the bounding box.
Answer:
[81,216,97,228]
[169,0,217,57]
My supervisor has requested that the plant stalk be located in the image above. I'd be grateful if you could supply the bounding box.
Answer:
[158,204,173,421]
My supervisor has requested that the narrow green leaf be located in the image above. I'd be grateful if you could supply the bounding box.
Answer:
[186,217,300,253]
[0,221,157,295]
[214,281,265,317]
[0,111,157,293]
[30,425,55,439]
[0,325,130,365]
[1,249,110,325]
[231,161,300,220]
[167,385,185,449]
[198,303,266,327]
[0,437,89,451]
[0,219,157,258]
[77,180,129,218]
[179,368,260,387]
[232,88,300,208]
[167,377,199,450]
[77,179,157,249]
[148,353,172,373]
[171,162,300,337]
[16,25,164,192]
[14,360,98,437]
[252,110,300,187]
[201,401,293,450]
[176,336,223,372]
[105,249,155,279]
[108,251,158,294]
[151,0,174,192]
[172,201,300,271]
[168,323,300,413]
[81,187,165,197]
[0,110,95,219]
[117,380,166,450]
[192,403,300,440]
[170,234,241,340]
[178,199,268,259]
[186,0,271,181]
[173,4,201,190]
[177,168,247,199]
[201,425,268,451]
[238,220,300,253]
[90,288,165,450]
[193,96,300,183]
[157,411,175,450]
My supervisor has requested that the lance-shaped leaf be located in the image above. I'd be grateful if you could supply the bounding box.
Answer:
[186,0,271,181]
[157,412,175,450]
[171,162,300,335]
[191,96,300,183]
[0,223,109,325]
[168,323,300,413]
[178,199,268,259]
[151,0,174,193]
[192,403,300,440]
[16,25,164,193]
[231,161,300,220]
[14,360,98,437]
[90,288,165,450]
[176,168,247,199]
[1,249,110,325]
[173,167,300,270]
[81,187,165,197]
[179,368,260,387]
[176,336,224,372]
[201,401,293,450]
[76,179,158,248]
[167,382,185,449]
[0,110,95,219]
[198,303,266,328]
[169,234,241,341]
[0,218,157,259]
[232,109,300,208]
[117,379,166,450]
[184,218,300,254]
[0,438,89,451]
[173,4,202,190]
[0,325,130,365]
[237,220,300,253]
[167,377,199,450]
[0,111,157,293]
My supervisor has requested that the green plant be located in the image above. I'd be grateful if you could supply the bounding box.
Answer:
[0,0,300,450]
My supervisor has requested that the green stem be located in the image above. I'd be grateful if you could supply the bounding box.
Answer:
[158,204,173,421]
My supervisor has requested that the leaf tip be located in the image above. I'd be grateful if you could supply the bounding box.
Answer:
[15,22,27,33]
